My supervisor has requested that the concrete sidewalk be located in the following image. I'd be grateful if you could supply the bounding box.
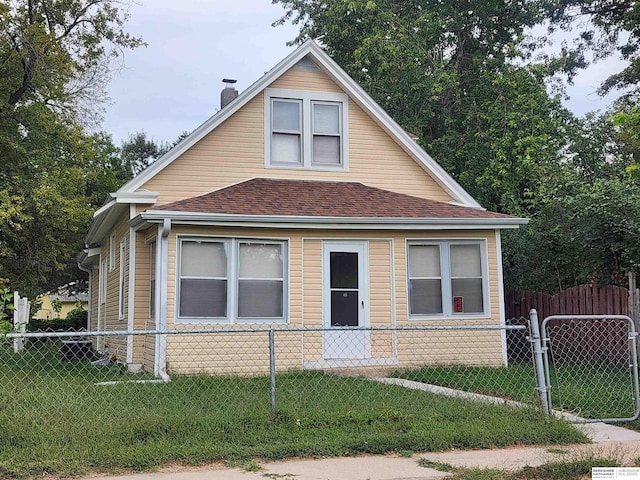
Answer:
[83,421,640,480]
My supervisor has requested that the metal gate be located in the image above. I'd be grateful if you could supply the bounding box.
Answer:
[540,315,640,422]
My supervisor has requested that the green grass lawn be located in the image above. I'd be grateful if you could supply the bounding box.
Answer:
[0,348,586,479]
[393,362,639,421]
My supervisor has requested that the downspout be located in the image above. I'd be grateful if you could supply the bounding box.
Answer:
[77,261,92,331]
[154,218,171,382]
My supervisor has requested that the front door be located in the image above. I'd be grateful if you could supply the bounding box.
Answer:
[322,242,370,359]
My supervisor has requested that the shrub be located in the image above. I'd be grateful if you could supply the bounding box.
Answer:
[27,307,88,332]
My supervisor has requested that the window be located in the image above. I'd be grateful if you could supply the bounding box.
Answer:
[149,240,156,320]
[271,99,302,164]
[177,237,287,322]
[179,240,228,318]
[312,102,341,165]
[237,242,284,318]
[265,88,348,169]
[408,241,487,318]
[118,238,127,320]
[99,258,107,305]
[109,233,116,272]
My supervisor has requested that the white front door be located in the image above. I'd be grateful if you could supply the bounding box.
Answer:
[322,242,370,359]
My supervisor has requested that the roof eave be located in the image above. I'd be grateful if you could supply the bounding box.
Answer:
[85,191,159,246]
[133,210,528,231]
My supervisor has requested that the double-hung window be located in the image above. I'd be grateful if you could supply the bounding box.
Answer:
[266,88,348,169]
[177,237,287,323]
[407,241,488,318]
[271,99,302,165]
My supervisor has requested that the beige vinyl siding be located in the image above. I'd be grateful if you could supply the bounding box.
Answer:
[369,240,394,359]
[89,264,99,331]
[158,226,502,374]
[270,66,343,92]
[140,67,452,205]
[100,215,130,360]
[137,227,157,370]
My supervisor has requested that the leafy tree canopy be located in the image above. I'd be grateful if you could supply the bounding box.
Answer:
[0,0,143,296]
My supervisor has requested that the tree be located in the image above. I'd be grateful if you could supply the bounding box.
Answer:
[504,177,640,292]
[273,0,572,214]
[0,0,144,125]
[120,131,173,177]
[0,1,142,295]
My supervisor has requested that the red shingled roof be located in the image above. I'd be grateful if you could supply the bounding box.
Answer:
[151,178,514,220]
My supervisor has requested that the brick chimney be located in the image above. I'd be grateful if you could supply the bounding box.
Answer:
[221,78,238,109]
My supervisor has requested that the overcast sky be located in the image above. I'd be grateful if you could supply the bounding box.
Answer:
[101,0,626,146]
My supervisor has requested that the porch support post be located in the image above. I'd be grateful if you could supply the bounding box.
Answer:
[154,218,171,380]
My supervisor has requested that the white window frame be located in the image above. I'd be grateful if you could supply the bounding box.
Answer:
[118,238,127,320]
[149,239,156,321]
[176,236,288,324]
[99,257,107,305]
[108,233,116,272]
[406,239,490,319]
[265,88,349,170]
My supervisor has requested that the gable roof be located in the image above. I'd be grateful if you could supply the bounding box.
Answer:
[134,178,527,230]
[117,40,481,208]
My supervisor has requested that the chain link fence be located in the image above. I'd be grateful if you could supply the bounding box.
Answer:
[2,323,538,415]
[2,321,594,477]
[541,315,640,422]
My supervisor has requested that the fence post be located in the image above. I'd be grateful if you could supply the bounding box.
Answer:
[12,292,28,354]
[269,328,276,414]
[529,309,550,415]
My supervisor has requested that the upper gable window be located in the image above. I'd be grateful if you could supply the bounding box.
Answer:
[265,88,348,170]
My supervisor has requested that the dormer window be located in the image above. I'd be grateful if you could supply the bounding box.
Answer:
[272,99,302,164]
[265,88,348,170]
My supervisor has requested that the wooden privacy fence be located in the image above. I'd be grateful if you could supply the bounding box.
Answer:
[506,284,638,364]
[506,284,634,320]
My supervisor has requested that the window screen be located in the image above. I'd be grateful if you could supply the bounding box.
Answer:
[408,245,443,315]
[179,241,228,318]
[238,243,284,318]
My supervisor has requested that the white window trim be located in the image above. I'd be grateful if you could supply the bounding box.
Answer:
[406,239,490,320]
[118,238,127,320]
[108,233,116,272]
[99,257,107,305]
[176,236,289,324]
[264,88,349,171]
[149,239,157,321]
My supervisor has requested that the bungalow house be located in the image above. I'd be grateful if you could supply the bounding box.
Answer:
[79,40,527,376]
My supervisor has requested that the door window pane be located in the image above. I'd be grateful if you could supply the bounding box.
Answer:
[330,252,358,289]
[331,290,358,326]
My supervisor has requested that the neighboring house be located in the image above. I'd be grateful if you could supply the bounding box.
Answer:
[79,40,527,376]
[34,293,88,320]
